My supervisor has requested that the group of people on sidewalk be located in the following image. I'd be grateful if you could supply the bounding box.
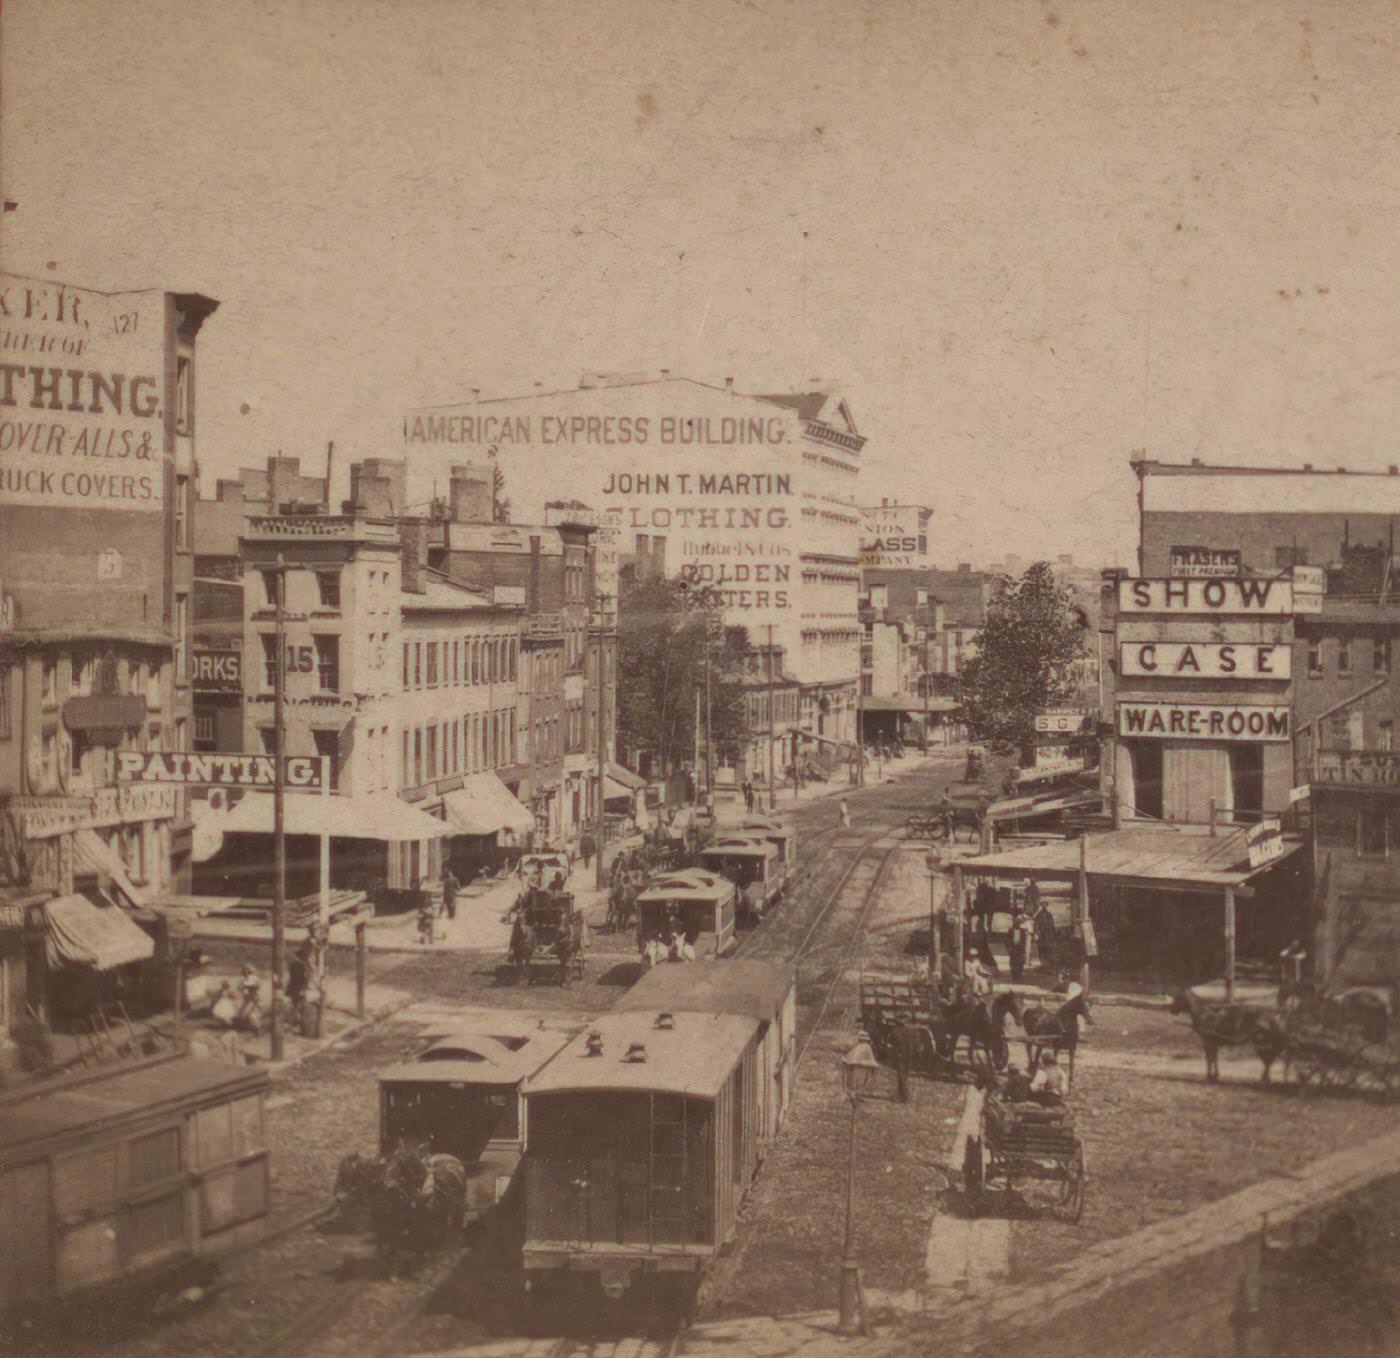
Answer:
[959,878,1059,992]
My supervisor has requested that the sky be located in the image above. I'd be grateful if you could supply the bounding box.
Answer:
[6,0,1400,570]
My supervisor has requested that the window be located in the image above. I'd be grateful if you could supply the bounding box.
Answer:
[175,717,187,753]
[312,729,340,789]
[175,355,192,435]
[426,641,438,688]
[402,729,410,785]
[1383,721,1395,753]
[414,642,423,688]
[472,640,481,685]
[413,728,423,786]
[174,593,188,681]
[261,571,279,607]
[0,665,11,739]
[194,711,215,748]
[509,639,517,681]
[261,635,278,690]
[1308,637,1322,676]
[315,638,338,694]
[509,711,516,763]
[1339,635,1353,675]
[1377,636,1392,674]
[42,658,57,704]
[316,571,341,608]
[174,475,190,549]
[426,725,437,781]
[451,640,459,686]
[260,728,279,755]
[403,644,411,689]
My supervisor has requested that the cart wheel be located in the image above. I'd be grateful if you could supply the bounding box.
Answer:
[962,1136,984,1196]
[1061,1143,1086,1223]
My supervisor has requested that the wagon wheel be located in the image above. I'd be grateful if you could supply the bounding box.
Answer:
[1059,1143,1086,1224]
[962,1135,984,1198]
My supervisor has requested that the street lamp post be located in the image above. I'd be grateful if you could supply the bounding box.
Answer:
[839,1031,882,1337]
[925,853,942,979]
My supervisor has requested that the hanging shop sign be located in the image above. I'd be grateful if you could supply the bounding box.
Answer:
[1247,818,1286,870]
[1170,546,1241,577]
[1118,641,1291,680]
[1033,710,1094,734]
[115,751,330,789]
[1117,578,1292,615]
[1117,701,1291,743]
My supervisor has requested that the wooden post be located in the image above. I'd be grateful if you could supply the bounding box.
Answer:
[926,856,941,978]
[1224,885,1236,1004]
[951,865,965,966]
[271,555,287,1062]
[355,919,367,1019]
[1233,1229,1265,1357]
[1077,836,1091,992]
[1209,797,1218,838]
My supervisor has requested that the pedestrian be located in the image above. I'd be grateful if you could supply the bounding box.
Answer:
[839,798,851,829]
[970,912,1000,976]
[1007,909,1028,983]
[745,781,755,813]
[580,831,596,872]
[236,963,262,1032]
[287,939,311,1029]
[440,865,459,922]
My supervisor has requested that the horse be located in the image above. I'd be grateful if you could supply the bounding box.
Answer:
[954,990,1024,1068]
[1168,987,1286,1084]
[376,1143,466,1275]
[606,879,636,934]
[552,914,585,986]
[1021,991,1093,1088]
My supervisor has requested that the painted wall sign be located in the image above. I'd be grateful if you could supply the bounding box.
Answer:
[1118,641,1291,680]
[0,275,165,512]
[859,504,931,568]
[1315,751,1400,785]
[1117,577,1293,615]
[9,784,180,838]
[1117,702,1291,742]
[192,649,241,692]
[1292,563,1325,614]
[1170,546,1241,577]
[492,584,527,606]
[116,751,329,789]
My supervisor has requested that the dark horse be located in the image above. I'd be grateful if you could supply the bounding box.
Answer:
[938,991,1024,1069]
[1021,991,1093,1088]
[1169,987,1285,1084]
[334,1142,466,1277]
[606,879,637,934]
[508,916,536,979]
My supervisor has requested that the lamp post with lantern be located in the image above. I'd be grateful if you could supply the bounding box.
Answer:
[839,1030,882,1336]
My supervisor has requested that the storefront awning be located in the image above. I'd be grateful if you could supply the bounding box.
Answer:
[606,761,648,791]
[221,791,455,842]
[953,825,1304,892]
[45,893,154,970]
[604,777,636,802]
[73,828,151,909]
[441,774,534,837]
[861,694,958,714]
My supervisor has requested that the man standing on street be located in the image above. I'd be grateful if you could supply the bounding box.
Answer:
[1007,908,1028,983]
[580,831,596,873]
[839,797,851,829]
[440,865,459,922]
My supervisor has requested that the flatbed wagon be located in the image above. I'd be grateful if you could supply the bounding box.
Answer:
[963,1088,1085,1222]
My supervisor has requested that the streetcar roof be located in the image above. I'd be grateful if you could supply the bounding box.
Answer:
[525,1011,758,1098]
[701,836,777,859]
[617,959,795,1024]
[636,870,737,904]
[377,1030,571,1086]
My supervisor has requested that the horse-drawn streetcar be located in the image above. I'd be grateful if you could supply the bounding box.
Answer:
[635,871,739,961]
[962,1086,1086,1223]
[699,835,785,919]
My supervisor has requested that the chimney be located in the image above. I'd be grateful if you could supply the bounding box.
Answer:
[449,463,493,524]
[651,536,667,577]
[349,458,406,517]
[528,535,542,612]
[399,519,427,594]
[723,376,733,393]
[268,455,302,509]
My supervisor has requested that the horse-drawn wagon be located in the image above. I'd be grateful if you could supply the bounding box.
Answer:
[506,888,587,984]
[962,1086,1086,1223]
[858,970,1023,1075]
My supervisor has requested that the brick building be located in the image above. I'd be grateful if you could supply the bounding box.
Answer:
[0,274,217,1036]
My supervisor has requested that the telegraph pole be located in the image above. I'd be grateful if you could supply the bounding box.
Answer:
[767,623,777,811]
[271,554,287,1062]
[705,632,714,810]
[594,595,610,892]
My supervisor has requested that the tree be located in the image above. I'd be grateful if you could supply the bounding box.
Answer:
[491,461,510,523]
[615,567,753,780]
[954,561,1089,750]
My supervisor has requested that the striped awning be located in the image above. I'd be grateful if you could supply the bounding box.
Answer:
[45,893,154,971]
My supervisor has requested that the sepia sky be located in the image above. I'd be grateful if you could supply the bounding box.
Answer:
[5,0,1400,568]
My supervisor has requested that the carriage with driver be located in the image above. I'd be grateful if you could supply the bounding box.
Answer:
[505,887,587,984]
[859,969,1023,1076]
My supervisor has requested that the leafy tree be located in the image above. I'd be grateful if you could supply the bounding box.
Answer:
[615,566,753,779]
[492,461,510,523]
[954,561,1089,750]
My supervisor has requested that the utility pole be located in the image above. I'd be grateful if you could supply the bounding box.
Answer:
[271,554,287,1062]
[767,624,777,811]
[855,627,865,787]
[594,595,610,892]
[705,632,714,810]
